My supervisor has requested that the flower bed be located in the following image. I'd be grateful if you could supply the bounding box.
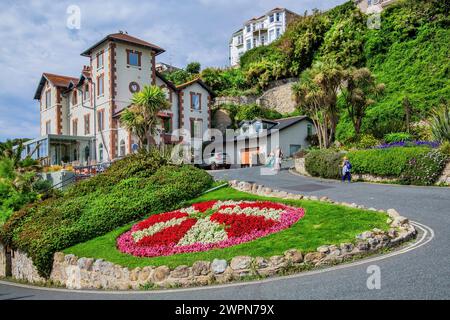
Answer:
[117,201,305,258]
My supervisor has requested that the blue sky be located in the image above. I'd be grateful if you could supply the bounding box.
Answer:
[0,0,346,141]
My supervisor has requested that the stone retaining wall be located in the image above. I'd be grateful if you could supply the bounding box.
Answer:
[0,181,417,290]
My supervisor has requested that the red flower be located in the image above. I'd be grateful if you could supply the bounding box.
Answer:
[134,211,188,231]
[191,201,218,212]
[136,218,197,247]
[218,201,286,211]
[211,213,277,238]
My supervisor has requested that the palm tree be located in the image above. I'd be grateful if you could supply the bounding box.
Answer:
[342,67,385,135]
[120,85,170,150]
[293,61,346,148]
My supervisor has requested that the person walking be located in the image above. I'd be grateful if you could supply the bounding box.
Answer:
[342,157,352,183]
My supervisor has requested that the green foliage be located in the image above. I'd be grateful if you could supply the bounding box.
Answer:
[201,67,248,95]
[347,146,431,177]
[305,149,344,179]
[0,156,45,225]
[400,149,448,186]
[236,104,282,122]
[219,103,283,129]
[354,134,380,149]
[362,1,450,137]
[278,11,332,76]
[0,153,213,277]
[239,46,278,70]
[430,101,450,142]
[164,69,195,86]
[384,132,413,143]
[307,146,447,185]
[439,141,450,157]
[121,85,171,149]
[319,8,366,68]
[185,62,201,74]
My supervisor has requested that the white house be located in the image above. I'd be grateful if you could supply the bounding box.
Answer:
[25,32,214,166]
[229,8,299,66]
[210,116,315,167]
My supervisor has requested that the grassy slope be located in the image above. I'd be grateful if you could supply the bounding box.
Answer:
[363,26,450,135]
[65,187,389,269]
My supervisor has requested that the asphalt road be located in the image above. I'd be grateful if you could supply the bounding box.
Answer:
[0,163,449,300]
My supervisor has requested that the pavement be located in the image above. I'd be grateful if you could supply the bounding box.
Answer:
[0,162,449,300]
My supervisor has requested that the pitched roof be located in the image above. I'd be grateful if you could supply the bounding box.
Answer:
[176,78,215,97]
[271,115,310,131]
[34,73,79,99]
[81,33,165,57]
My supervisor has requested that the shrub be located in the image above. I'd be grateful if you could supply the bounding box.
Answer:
[401,149,448,185]
[439,141,450,157]
[354,134,380,149]
[430,103,450,142]
[384,132,413,144]
[0,153,213,278]
[347,147,431,177]
[305,150,344,179]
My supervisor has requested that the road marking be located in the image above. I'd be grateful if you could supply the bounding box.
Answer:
[0,221,434,296]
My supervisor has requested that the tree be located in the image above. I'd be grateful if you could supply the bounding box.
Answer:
[186,62,201,74]
[292,61,346,148]
[403,96,412,133]
[120,85,170,150]
[342,68,385,135]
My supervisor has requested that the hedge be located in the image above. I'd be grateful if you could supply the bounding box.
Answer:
[0,151,213,277]
[305,146,448,185]
[305,150,344,180]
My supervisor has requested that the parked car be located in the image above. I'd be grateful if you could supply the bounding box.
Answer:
[204,152,232,170]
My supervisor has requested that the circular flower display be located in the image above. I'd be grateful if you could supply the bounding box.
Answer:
[117,200,305,257]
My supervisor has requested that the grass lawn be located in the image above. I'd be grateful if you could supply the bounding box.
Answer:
[65,187,389,269]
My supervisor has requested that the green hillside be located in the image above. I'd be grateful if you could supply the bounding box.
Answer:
[205,0,449,140]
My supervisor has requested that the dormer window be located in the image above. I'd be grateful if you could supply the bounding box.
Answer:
[127,49,141,67]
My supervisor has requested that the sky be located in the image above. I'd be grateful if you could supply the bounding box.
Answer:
[0,0,346,141]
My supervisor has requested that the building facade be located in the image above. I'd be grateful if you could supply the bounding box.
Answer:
[229,8,299,66]
[210,116,315,167]
[29,33,214,166]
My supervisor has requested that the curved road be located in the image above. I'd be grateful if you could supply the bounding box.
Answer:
[1,165,449,299]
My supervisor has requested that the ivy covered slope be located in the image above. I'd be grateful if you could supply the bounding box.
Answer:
[0,151,213,277]
[360,0,450,138]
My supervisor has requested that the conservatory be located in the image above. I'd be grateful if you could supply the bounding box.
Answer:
[16,134,94,166]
